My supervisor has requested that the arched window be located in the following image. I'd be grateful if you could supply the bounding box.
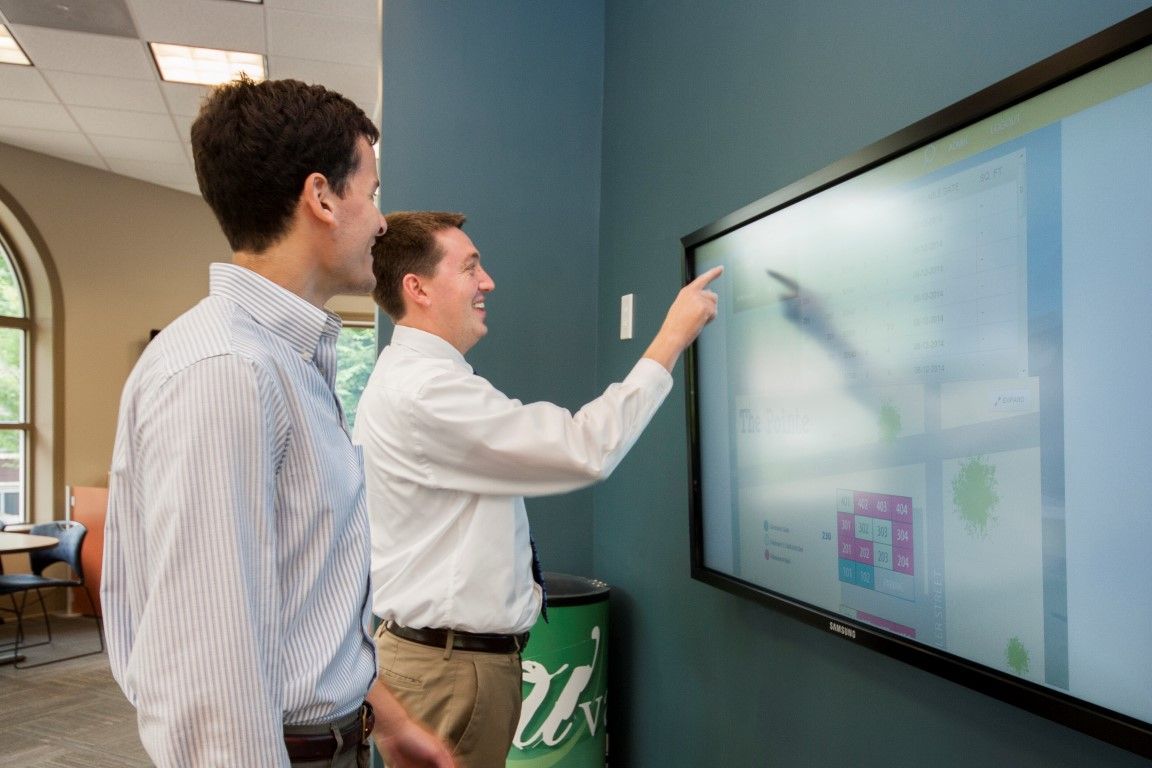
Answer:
[0,234,29,525]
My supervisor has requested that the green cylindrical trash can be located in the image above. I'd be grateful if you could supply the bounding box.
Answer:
[507,572,609,768]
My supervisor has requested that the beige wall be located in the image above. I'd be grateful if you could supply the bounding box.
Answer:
[0,142,377,520]
[0,142,228,516]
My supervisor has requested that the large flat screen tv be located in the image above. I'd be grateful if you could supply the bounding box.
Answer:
[683,8,1152,758]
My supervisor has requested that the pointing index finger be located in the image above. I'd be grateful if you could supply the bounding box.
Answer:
[691,265,724,288]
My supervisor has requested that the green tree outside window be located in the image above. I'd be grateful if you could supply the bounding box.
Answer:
[335,323,377,429]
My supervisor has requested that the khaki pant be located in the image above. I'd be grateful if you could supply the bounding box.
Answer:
[374,624,523,768]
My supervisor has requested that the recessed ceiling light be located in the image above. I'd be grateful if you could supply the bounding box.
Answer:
[0,24,32,66]
[149,42,266,86]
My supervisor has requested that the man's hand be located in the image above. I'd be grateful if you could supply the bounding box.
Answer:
[643,265,723,371]
[367,679,456,768]
[375,719,456,768]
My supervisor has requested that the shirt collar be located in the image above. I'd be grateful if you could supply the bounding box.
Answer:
[209,263,343,359]
[390,325,473,373]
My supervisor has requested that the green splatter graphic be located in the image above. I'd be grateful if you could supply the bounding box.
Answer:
[951,456,999,538]
[1005,636,1030,676]
[879,402,901,443]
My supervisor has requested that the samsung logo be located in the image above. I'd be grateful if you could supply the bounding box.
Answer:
[829,621,857,639]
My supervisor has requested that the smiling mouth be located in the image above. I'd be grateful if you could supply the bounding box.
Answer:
[473,300,486,310]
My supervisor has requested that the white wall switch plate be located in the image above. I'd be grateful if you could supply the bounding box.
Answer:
[620,293,634,340]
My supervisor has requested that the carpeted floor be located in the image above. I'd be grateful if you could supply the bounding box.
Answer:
[0,613,151,767]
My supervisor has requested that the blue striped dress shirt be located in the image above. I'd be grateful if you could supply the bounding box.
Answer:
[103,263,376,767]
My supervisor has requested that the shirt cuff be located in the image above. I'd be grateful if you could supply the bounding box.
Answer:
[627,357,674,397]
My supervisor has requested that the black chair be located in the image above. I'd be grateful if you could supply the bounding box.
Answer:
[0,522,45,653]
[0,520,105,668]
[0,522,17,633]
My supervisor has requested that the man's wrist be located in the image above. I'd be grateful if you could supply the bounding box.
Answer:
[643,332,685,372]
[366,678,415,736]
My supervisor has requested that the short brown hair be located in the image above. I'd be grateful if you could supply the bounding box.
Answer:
[372,211,467,320]
[191,76,379,254]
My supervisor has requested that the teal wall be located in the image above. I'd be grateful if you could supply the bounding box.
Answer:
[379,1,1152,765]
[379,0,605,575]
[594,2,1151,765]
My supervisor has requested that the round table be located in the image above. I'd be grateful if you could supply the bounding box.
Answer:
[0,530,60,664]
[0,531,58,555]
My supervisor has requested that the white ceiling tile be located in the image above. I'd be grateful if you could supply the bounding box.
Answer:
[171,113,196,142]
[70,105,180,141]
[0,0,381,193]
[347,0,379,20]
[266,10,378,67]
[55,152,112,172]
[268,55,377,110]
[355,99,377,124]
[129,0,266,54]
[61,155,110,170]
[267,0,377,21]
[41,71,167,112]
[107,158,192,178]
[105,155,191,182]
[0,65,57,102]
[88,134,186,163]
[0,126,97,158]
[12,26,154,79]
[160,81,212,117]
[0,98,78,130]
[107,172,187,193]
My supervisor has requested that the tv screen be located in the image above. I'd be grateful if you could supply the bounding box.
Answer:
[683,8,1152,758]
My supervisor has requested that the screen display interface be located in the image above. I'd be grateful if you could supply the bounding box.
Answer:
[688,43,1152,730]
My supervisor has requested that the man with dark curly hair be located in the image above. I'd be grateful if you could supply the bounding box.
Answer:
[103,77,454,768]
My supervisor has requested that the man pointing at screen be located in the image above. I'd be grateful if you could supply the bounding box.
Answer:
[353,210,721,765]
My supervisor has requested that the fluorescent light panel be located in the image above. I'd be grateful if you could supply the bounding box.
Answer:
[0,24,32,66]
[150,42,266,86]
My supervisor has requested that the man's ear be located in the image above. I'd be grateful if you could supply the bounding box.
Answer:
[302,172,336,225]
[402,273,431,308]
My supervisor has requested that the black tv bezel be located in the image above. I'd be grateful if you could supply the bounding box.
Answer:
[681,7,1152,760]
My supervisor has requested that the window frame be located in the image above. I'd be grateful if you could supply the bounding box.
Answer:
[0,229,32,525]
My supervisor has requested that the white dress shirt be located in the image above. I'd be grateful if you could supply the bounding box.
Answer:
[103,263,376,767]
[353,325,672,635]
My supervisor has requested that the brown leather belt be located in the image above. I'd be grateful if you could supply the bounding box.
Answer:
[387,622,528,654]
[283,704,374,762]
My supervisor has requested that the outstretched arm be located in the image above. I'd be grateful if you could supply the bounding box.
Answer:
[354,266,723,499]
[643,265,723,371]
